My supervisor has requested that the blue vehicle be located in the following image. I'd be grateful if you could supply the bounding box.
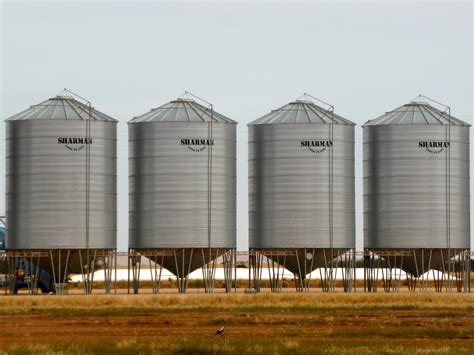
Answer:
[12,258,54,294]
[0,225,54,293]
[0,226,5,251]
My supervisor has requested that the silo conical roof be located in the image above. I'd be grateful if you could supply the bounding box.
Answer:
[248,96,354,125]
[129,98,236,124]
[363,99,470,126]
[5,93,117,122]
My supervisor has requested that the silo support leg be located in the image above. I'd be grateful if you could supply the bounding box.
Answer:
[342,249,355,293]
[201,248,217,294]
[363,253,370,292]
[421,249,433,292]
[173,249,193,294]
[320,249,335,293]
[440,250,447,292]
[79,249,96,295]
[33,254,41,295]
[249,251,263,292]
[173,250,182,293]
[382,254,401,293]
[295,250,304,292]
[464,249,471,293]
[294,248,313,293]
[370,252,377,292]
[25,254,41,295]
[406,251,417,293]
[223,249,235,293]
[149,253,164,294]
[7,254,17,295]
[364,250,377,293]
[319,250,327,292]
[456,249,470,293]
[455,248,470,293]
[266,251,284,293]
[129,254,141,294]
[103,250,114,294]
[266,253,274,292]
[50,250,71,295]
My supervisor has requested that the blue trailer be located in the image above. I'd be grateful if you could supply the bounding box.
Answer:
[1,226,54,293]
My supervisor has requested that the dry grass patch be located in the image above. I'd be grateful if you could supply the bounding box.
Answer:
[1,293,473,353]
[0,293,473,314]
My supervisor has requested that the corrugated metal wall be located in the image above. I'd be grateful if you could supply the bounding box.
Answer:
[129,122,236,248]
[249,124,355,248]
[6,120,117,249]
[364,125,470,248]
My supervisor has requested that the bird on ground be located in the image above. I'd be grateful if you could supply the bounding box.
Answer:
[216,326,225,335]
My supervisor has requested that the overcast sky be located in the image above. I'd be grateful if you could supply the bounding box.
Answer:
[1,1,472,251]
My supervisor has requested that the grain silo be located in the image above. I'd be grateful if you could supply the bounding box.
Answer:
[128,93,237,293]
[248,94,356,292]
[5,89,117,294]
[363,96,471,292]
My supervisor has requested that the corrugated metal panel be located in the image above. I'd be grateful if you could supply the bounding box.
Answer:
[5,119,117,249]
[249,115,355,249]
[129,119,237,248]
[363,124,470,249]
[5,96,117,122]
[364,102,470,126]
[249,100,354,125]
[129,99,236,124]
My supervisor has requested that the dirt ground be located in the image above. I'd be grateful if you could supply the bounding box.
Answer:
[1,293,473,353]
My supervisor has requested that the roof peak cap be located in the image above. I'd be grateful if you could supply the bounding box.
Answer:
[171,98,195,103]
[295,93,334,110]
[176,91,212,107]
[51,95,74,100]
[291,99,313,104]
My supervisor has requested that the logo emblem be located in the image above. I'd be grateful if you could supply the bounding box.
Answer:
[180,138,214,152]
[418,141,450,154]
[58,137,92,151]
[300,140,333,154]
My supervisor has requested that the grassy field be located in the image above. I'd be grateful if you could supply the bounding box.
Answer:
[0,293,473,354]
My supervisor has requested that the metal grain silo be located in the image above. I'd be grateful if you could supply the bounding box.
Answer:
[129,93,237,293]
[363,96,471,292]
[5,90,117,294]
[248,95,356,292]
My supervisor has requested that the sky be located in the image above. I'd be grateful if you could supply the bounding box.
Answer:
[0,1,472,251]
